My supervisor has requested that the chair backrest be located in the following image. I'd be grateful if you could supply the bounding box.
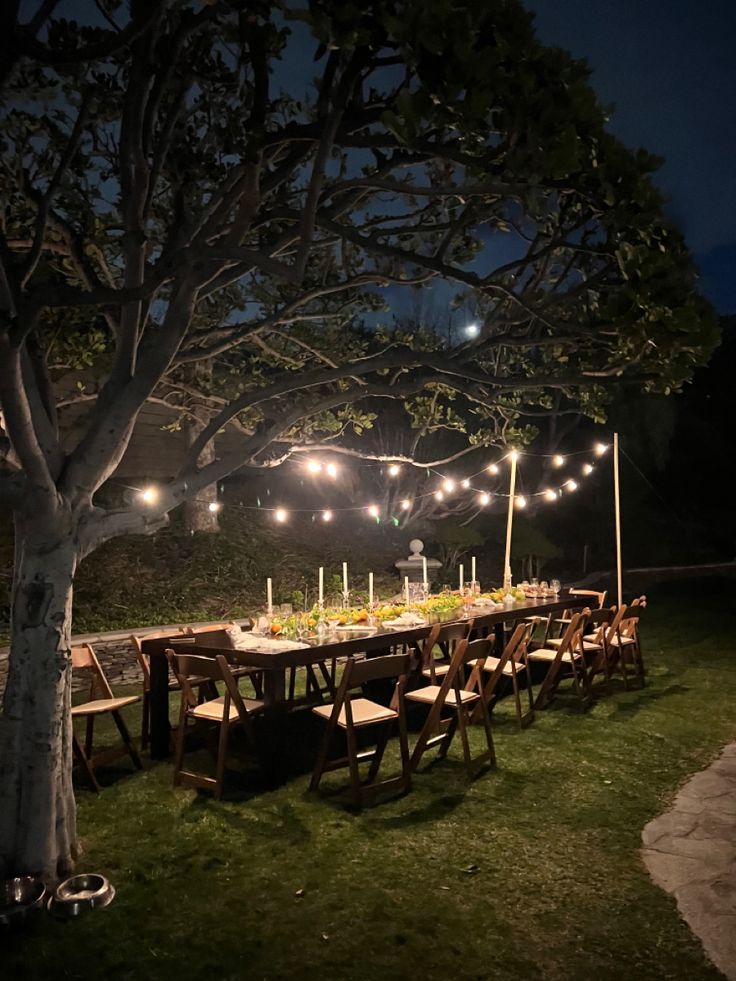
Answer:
[131,628,187,687]
[570,589,607,608]
[167,650,254,725]
[345,653,413,688]
[71,643,114,700]
[557,610,588,656]
[185,626,236,649]
[585,607,614,644]
[619,604,645,638]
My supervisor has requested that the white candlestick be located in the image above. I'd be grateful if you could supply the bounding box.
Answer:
[318,566,324,605]
[472,555,476,584]
[404,576,410,606]
[342,561,349,595]
[368,572,374,606]
[266,577,273,614]
[459,564,464,591]
[422,556,428,588]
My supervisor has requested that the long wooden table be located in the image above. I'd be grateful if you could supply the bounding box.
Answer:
[144,592,588,760]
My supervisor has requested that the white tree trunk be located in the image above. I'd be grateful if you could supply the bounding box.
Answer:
[0,527,78,882]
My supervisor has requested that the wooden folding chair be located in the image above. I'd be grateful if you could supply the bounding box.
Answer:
[310,653,412,807]
[185,622,264,699]
[407,637,495,777]
[551,588,607,637]
[544,606,619,691]
[167,650,265,799]
[527,611,592,710]
[418,619,473,683]
[131,628,203,751]
[468,622,536,728]
[71,644,142,792]
[609,602,647,688]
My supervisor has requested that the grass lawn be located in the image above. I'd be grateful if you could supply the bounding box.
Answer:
[5,579,736,980]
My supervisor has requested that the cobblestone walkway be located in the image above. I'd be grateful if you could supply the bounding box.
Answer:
[642,743,736,980]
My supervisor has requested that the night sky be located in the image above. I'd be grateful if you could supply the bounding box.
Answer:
[526,0,736,314]
[30,0,736,314]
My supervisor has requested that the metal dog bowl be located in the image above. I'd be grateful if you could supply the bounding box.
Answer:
[0,876,47,929]
[48,873,115,918]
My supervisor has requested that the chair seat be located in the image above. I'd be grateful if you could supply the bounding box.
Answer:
[546,637,602,650]
[421,662,451,679]
[312,698,397,728]
[406,686,480,707]
[72,695,139,716]
[609,636,636,646]
[527,648,582,663]
[191,695,264,722]
[469,656,526,676]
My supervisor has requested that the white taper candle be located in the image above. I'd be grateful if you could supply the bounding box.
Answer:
[266,577,273,613]
[368,572,374,606]
[404,576,410,606]
[342,561,349,595]
[318,566,324,605]
[459,563,464,591]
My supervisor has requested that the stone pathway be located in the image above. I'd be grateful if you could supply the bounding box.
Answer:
[642,743,736,980]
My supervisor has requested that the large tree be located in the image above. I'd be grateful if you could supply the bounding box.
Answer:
[0,0,717,879]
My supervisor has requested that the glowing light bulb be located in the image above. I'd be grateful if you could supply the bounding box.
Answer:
[566,479,578,491]
[442,478,456,493]
[487,463,499,475]
[274,508,288,523]
[306,459,322,474]
[208,501,222,513]
[464,322,480,338]
[400,499,412,510]
[321,509,333,522]
[515,495,527,509]
[582,463,594,476]
[544,489,557,502]
[325,462,338,478]
[478,492,491,506]
[553,455,565,468]
[434,490,444,502]
[139,486,159,505]
[595,442,609,456]
[388,464,401,476]
[509,450,520,463]
[461,478,470,489]
[367,504,379,518]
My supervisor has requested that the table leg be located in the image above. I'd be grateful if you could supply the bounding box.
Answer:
[150,652,171,759]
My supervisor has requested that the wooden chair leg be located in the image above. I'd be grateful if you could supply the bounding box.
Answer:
[73,732,101,792]
[510,669,524,727]
[85,715,95,760]
[173,710,188,787]
[111,710,142,769]
[309,719,334,791]
[397,708,412,795]
[214,721,229,800]
[141,690,150,751]
[345,724,362,809]
[365,725,390,784]
[477,693,496,768]
[456,705,473,773]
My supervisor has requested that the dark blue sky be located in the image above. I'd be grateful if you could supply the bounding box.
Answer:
[526,0,736,313]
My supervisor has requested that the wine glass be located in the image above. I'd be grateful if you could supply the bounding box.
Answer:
[550,579,561,595]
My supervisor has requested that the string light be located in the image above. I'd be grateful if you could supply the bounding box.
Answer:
[139,486,159,505]
[515,495,527,509]
[321,509,333,522]
[544,489,557,502]
[566,479,578,491]
[442,478,456,493]
[434,490,444,502]
[400,499,412,510]
[325,462,338,478]
[582,463,594,476]
[274,508,288,523]
[208,501,222,514]
[388,464,401,476]
[464,322,480,338]
[461,478,470,489]
[367,504,380,518]
[595,443,608,456]
[487,463,499,475]
[306,459,322,474]
[509,450,520,463]
[478,492,491,506]
[553,455,565,468]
